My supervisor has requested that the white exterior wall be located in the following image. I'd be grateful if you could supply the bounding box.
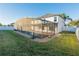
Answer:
[42,16,65,33]
[42,16,58,23]
[76,27,79,40]
[58,16,65,32]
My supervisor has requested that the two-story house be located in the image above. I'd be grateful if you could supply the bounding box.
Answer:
[14,13,71,38]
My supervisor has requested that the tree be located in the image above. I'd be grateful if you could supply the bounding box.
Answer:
[60,13,70,20]
[9,23,14,26]
[0,23,2,26]
[69,20,79,26]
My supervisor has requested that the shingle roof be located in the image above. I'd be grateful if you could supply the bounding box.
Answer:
[37,13,73,21]
[38,13,63,18]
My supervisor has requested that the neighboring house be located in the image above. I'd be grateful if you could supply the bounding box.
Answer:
[76,26,79,40]
[14,13,70,37]
[65,18,72,25]
[64,17,72,31]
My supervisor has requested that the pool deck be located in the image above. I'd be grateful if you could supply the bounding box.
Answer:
[15,30,60,42]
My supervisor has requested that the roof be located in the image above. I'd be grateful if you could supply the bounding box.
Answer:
[37,13,64,19]
[16,13,72,23]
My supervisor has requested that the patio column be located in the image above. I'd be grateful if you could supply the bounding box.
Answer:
[54,23,55,35]
[41,21,43,38]
[49,22,51,37]
[32,20,35,39]
[20,26,22,32]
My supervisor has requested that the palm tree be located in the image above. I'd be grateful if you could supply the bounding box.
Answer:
[60,13,69,20]
[60,13,70,31]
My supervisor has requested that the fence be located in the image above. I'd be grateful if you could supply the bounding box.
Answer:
[64,26,76,32]
[0,26,14,30]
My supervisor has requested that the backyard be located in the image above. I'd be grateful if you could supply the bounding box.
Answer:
[0,30,79,56]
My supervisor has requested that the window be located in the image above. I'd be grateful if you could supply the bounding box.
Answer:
[54,17,57,22]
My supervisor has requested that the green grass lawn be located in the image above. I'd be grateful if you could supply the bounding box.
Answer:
[0,30,79,56]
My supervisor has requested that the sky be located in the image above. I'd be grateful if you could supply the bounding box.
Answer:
[0,3,79,25]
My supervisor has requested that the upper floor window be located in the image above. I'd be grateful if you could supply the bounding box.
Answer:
[54,17,57,22]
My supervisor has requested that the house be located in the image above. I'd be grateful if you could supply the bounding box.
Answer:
[14,13,69,38]
[76,26,79,40]
[65,18,72,25]
[38,13,66,33]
